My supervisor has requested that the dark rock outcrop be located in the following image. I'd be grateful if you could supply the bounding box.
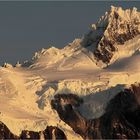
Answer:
[100,84,140,139]
[0,121,19,139]
[43,126,67,140]
[20,126,67,140]
[20,130,40,139]
[0,122,67,140]
[51,94,88,138]
[51,84,140,139]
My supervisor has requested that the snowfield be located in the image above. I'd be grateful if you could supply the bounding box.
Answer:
[0,6,140,139]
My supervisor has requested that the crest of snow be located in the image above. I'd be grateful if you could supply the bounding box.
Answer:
[30,39,83,69]
[30,39,100,70]
[93,6,140,34]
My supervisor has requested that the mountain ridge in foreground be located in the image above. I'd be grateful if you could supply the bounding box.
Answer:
[0,6,140,139]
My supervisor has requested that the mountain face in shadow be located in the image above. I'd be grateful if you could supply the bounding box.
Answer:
[51,84,140,139]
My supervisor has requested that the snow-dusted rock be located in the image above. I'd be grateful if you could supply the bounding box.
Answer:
[82,6,140,66]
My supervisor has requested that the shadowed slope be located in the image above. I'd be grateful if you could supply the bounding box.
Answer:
[51,84,140,139]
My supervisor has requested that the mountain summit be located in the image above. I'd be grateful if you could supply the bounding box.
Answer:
[82,6,140,66]
[29,6,140,70]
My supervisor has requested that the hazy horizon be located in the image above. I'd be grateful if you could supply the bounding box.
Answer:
[0,1,140,65]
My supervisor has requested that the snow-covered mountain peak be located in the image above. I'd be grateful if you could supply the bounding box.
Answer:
[32,47,60,61]
[109,6,138,19]
[112,6,139,19]
[82,6,140,67]
[1,6,140,140]
[23,6,140,70]
[94,6,140,30]
[29,39,88,70]
[32,39,81,61]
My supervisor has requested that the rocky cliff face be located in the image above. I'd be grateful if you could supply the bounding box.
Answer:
[51,84,140,139]
[100,84,140,139]
[81,6,140,65]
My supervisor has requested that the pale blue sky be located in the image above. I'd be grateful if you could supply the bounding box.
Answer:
[0,1,139,65]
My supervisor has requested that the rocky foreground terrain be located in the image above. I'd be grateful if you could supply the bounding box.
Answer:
[0,6,140,139]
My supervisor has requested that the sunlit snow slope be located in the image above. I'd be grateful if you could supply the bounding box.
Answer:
[0,6,140,140]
